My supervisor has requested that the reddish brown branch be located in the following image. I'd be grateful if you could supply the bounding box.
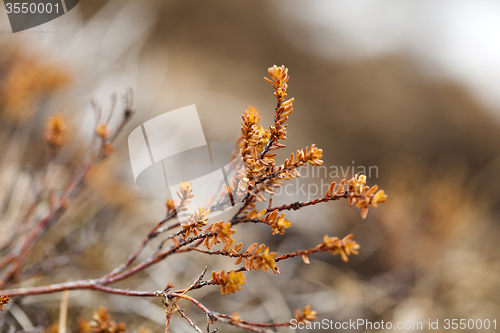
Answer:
[275,248,322,262]
[1,280,158,297]
[1,231,215,297]
[267,192,349,212]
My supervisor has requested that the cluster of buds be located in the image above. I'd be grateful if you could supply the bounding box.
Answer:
[230,312,241,325]
[165,199,176,214]
[181,206,210,238]
[285,144,324,167]
[240,107,275,186]
[240,107,269,156]
[256,177,283,197]
[89,306,126,333]
[240,108,260,153]
[348,174,387,219]
[245,208,267,220]
[202,221,235,250]
[236,243,279,274]
[273,144,324,180]
[45,114,66,148]
[95,123,114,157]
[243,208,292,235]
[324,179,347,198]
[0,53,69,121]
[244,157,266,177]
[225,169,253,202]
[264,65,294,147]
[95,124,111,140]
[233,65,294,202]
[211,270,246,295]
[175,181,194,213]
[265,209,292,235]
[165,182,194,216]
[0,294,8,311]
[225,242,243,256]
[294,305,317,323]
[318,234,360,262]
[264,65,290,100]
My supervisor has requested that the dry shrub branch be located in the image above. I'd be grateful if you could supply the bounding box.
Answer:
[0,65,386,333]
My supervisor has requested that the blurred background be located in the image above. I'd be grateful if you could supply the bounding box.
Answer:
[1,0,499,332]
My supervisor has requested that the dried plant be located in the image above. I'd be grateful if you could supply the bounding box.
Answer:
[0,48,70,123]
[0,295,8,311]
[75,306,126,333]
[0,65,386,332]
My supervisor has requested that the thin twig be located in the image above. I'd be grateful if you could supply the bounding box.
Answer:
[171,301,203,333]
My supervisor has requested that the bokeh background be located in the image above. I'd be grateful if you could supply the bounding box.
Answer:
[1,1,500,332]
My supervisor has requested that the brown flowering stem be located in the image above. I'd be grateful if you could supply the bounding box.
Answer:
[112,191,226,276]
[274,248,322,262]
[254,170,286,185]
[118,196,234,274]
[258,100,283,161]
[254,160,304,186]
[180,247,250,258]
[239,183,349,215]
[232,218,270,226]
[257,136,275,163]
[109,186,239,277]
[267,192,349,212]
[0,66,387,333]
[0,193,355,299]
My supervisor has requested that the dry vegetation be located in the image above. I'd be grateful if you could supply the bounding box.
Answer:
[2,8,500,329]
[0,63,387,332]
